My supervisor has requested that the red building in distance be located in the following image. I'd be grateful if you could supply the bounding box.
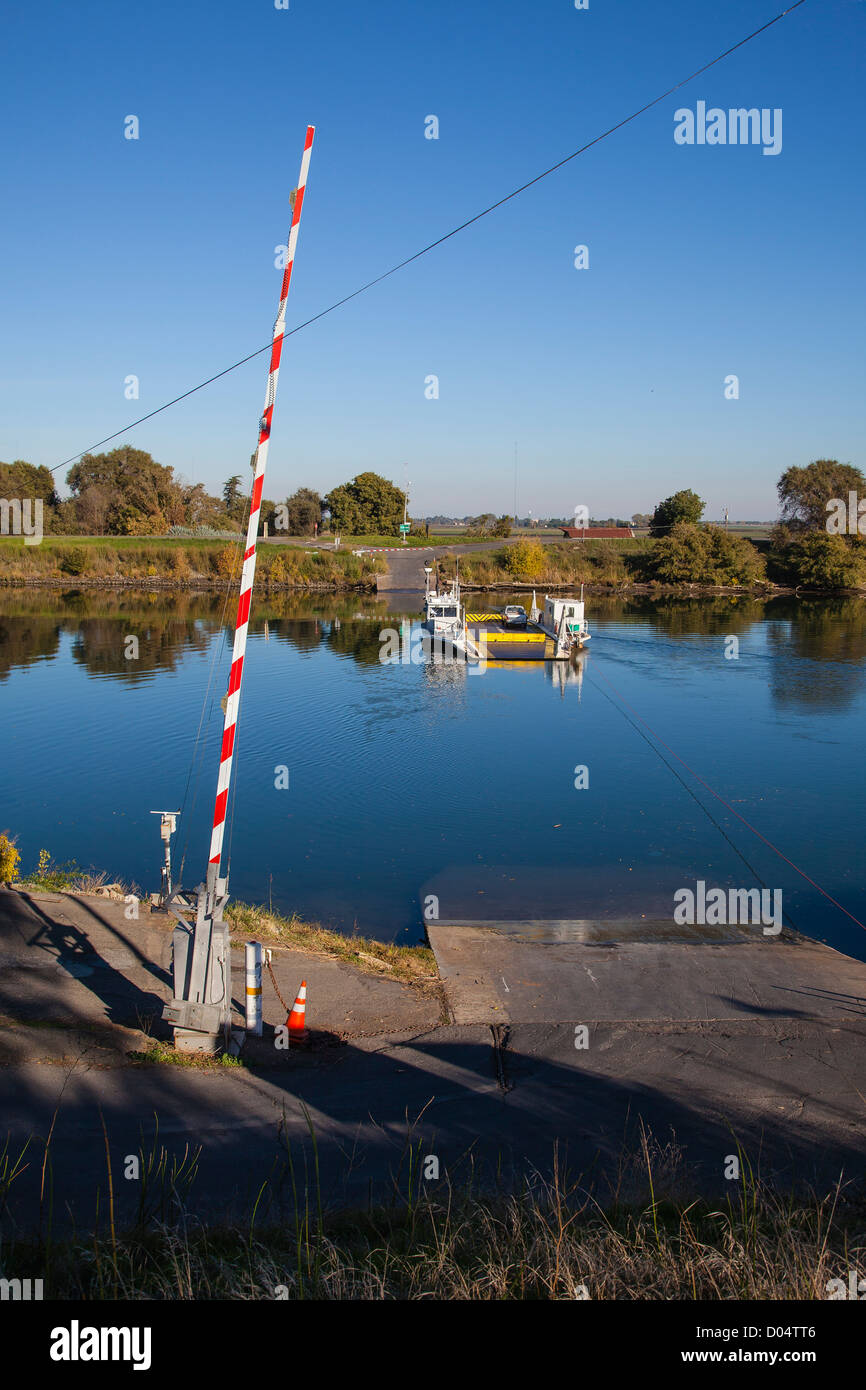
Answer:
[559,526,634,539]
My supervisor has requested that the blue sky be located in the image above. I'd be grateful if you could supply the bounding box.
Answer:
[1,0,863,518]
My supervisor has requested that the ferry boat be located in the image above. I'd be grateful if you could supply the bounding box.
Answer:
[422,564,590,662]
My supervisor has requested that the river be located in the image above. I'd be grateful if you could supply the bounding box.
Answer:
[2,587,864,954]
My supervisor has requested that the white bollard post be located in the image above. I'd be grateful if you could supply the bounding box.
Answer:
[245,941,263,1036]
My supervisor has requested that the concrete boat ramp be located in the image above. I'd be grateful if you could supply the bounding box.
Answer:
[425,916,866,1188]
[427,917,866,1025]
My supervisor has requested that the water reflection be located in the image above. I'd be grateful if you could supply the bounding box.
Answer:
[1,588,865,715]
[766,599,866,712]
[0,611,62,679]
[596,594,767,637]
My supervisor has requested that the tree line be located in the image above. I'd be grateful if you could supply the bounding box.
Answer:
[0,452,408,539]
[2,450,863,588]
[643,462,866,587]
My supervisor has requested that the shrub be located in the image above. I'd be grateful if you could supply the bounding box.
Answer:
[648,524,710,583]
[703,527,766,585]
[264,550,301,586]
[647,524,764,586]
[58,546,89,576]
[22,847,82,890]
[504,538,546,581]
[770,532,865,589]
[0,832,21,884]
[169,547,191,578]
[214,545,240,579]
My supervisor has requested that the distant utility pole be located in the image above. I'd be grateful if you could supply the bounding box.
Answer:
[724,507,729,533]
[513,442,518,522]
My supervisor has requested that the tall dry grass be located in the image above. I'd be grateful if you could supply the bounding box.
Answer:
[2,1127,863,1300]
[0,539,385,589]
[441,541,648,589]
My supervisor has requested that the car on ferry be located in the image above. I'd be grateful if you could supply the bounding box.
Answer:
[503,604,528,626]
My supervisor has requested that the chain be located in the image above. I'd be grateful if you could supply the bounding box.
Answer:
[265,957,293,1016]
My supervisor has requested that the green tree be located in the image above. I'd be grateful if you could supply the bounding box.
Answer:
[649,489,705,537]
[324,472,405,535]
[222,475,244,521]
[323,484,362,534]
[0,459,62,532]
[66,447,184,535]
[468,513,510,538]
[179,481,228,529]
[466,513,496,537]
[284,487,322,535]
[0,460,59,506]
[777,459,865,531]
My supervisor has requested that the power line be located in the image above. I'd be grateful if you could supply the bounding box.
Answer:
[589,668,801,932]
[590,664,866,934]
[52,0,809,476]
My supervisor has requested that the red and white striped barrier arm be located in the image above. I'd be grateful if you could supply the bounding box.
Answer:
[208,125,314,879]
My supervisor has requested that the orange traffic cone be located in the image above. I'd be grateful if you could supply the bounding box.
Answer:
[286,981,307,1040]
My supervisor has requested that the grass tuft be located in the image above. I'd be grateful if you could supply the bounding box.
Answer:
[225,902,437,988]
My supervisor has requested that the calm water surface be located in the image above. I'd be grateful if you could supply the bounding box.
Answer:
[2,588,864,954]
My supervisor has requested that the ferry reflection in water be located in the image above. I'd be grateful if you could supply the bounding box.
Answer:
[420,636,587,698]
